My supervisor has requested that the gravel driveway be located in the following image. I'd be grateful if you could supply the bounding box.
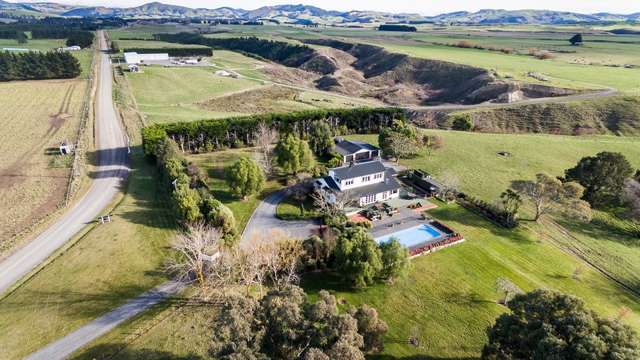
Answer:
[241,188,318,245]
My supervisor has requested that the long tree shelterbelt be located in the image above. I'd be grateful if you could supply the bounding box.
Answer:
[0,51,81,81]
[153,32,316,67]
[142,108,405,156]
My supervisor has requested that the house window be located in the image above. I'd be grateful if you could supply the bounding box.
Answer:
[392,189,398,194]
[362,194,376,205]
[362,176,371,182]
[374,173,383,180]
[344,179,354,186]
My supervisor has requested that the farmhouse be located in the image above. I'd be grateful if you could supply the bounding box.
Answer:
[315,140,401,207]
[124,52,169,64]
[334,138,380,165]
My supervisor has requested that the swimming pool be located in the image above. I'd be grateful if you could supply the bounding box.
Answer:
[375,224,444,249]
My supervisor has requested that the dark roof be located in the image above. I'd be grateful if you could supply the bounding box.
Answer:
[322,176,340,191]
[335,139,379,156]
[331,161,386,180]
[348,174,402,199]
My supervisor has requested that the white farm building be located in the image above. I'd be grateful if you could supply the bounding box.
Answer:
[124,52,169,65]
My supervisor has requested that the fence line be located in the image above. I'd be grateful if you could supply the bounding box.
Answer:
[64,39,98,206]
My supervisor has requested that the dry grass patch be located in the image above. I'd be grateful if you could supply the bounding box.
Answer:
[0,79,88,255]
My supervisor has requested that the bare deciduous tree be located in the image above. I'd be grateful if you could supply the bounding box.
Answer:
[255,121,278,175]
[166,223,222,293]
[312,189,353,218]
[625,180,640,220]
[495,277,523,305]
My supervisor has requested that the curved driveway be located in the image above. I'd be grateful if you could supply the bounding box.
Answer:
[0,32,129,295]
[241,189,317,244]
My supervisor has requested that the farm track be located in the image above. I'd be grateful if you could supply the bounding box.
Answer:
[0,31,129,295]
[536,218,640,299]
[236,69,618,112]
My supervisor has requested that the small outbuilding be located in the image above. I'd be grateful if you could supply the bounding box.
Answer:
[59,141,74,155]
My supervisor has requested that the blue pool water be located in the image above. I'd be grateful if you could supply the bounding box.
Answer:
[375,224,443,248]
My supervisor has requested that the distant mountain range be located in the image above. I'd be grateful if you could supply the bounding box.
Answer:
[1,1,639,25]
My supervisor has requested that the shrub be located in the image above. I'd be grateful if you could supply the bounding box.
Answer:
[451,113,473,131]
[457,194,519,228]
[225,157,265,200]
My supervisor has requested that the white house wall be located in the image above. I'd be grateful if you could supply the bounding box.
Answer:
[358,189,400,206]
[330,171,385,191]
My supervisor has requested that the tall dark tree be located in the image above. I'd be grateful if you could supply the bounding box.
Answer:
[569,33,583,46]
[210,286,388,359]
[565,152,634,207]
[308,120,334,156]
[0,51,80,81]
[482,289,639,359]
[334,226,383,288]
[66,31,94,48]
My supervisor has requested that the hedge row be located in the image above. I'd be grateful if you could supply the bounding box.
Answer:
[142,108,405,156]
[457,194,518,228]
[154,139,238,245]
[153,32,315,67]
[122,47,213,57]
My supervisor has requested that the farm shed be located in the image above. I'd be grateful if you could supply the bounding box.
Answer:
[124,52,169,65]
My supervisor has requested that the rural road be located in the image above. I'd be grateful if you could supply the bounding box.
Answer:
[241,189,317,244]
[0,32,129,295]
[26,281,184,360]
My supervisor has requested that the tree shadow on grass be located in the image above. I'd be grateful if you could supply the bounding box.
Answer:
[556,216,640,248]
[92,149,176,230]
[427,205,534,245]
[70,343,203,360]
[0,282,188,321]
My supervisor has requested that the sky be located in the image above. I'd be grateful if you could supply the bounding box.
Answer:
[13,0,640,15]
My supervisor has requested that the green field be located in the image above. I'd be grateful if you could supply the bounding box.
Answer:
[124,50,378,124]
[126,65,262,123]
[208,24,640,94]
[0,153,175,360]
[7,23,640,359]
[304,203,640,358]
[0,38,94,76]
[347,131,640,297]
[68,130,640,359]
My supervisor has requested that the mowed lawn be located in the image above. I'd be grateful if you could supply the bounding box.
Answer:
[0,153,175,360]
[304,204,640,358]
[0,78,88,255]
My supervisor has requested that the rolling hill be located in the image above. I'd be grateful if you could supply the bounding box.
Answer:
[1,1,639,25]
